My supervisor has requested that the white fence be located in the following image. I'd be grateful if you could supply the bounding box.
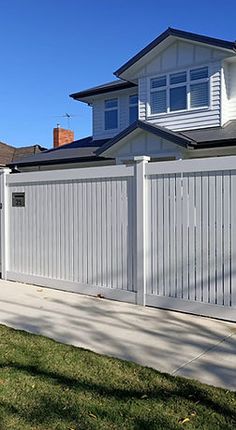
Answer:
[1,156,236,321]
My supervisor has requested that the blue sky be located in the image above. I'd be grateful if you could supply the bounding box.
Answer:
[1,0,236,148]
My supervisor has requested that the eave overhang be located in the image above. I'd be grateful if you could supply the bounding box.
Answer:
[70,80,137,103]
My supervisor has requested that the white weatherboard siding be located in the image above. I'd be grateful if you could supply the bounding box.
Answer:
[93,88,137,140]
[7,169,135,298]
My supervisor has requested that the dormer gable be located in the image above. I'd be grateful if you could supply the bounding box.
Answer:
[115,27,236,82]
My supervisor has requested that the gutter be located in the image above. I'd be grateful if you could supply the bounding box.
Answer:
[7,155,114,170]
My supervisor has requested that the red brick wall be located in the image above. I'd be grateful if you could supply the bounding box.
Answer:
[53,127,74,148]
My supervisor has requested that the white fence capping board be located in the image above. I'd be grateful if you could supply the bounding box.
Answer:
[146,155,236,175]
[7,164,134,185]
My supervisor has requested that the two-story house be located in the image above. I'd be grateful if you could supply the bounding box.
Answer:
[10,28,236,171]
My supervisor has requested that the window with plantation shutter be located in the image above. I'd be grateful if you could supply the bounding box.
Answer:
[150,90,167,114]
[150,77,167,114]
[189,67,209,108]
[149,66,209,115]
[190,67,208,81]
[190,82,209,108]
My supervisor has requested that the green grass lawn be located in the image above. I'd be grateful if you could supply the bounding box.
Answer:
[0,325,235,430]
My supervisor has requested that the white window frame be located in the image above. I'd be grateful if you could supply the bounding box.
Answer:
[129,94,138,124]
[104,98,119,131]
[147,65,211,117]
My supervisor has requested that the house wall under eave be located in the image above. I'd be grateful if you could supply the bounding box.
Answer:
[92,88,138,140]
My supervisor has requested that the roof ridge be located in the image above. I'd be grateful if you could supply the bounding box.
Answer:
[0,140,15,150]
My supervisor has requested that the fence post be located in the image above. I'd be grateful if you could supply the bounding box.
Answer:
[0,168,9,280]
[134,156,150,306]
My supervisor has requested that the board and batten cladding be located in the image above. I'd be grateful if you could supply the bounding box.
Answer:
[92,88,138,140]
[113,132,183,159]
[137,40,227,130]
[7,167,135,295]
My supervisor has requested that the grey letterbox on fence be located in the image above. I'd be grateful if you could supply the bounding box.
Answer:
[12,192,25,207]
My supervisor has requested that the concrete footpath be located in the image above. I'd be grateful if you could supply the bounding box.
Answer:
[0,280,235,391]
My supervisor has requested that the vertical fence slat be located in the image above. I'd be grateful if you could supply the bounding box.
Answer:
[188,175,195,301]
[195,173,202,302]
[231,173,236,307]
[209,174,216,304]
[182,175,189,300]
[223,172,230,306]
[202,174,209,303]
[157,176,164,296]
[169,175,176,298]
[163,175,170,297]
[216,174,223,305]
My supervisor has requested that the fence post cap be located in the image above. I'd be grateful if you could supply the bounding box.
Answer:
[133,156,150,163]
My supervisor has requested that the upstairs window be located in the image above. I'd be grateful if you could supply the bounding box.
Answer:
[129,94,138,124]
[190,67,209,108]
[150,76,167,114]
[150,66,209,115]
[105,98,118,130]
[169,71,187,111]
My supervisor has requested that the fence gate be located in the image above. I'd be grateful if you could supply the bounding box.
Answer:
[145,160,236,321]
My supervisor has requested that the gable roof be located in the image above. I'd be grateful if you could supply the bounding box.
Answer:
[70,80,137,101]
[115,27,236,77]
[0,141,45,166]
[97,120,236,157]
[96,120,195,156]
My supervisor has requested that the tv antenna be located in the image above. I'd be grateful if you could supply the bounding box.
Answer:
[52,113,79,129]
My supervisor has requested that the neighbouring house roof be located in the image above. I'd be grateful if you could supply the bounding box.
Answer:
[8,137,112,168]
[0,141,45,166]
[70,80,137,101]
[115,27,236,77]
[0,141,15,166]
